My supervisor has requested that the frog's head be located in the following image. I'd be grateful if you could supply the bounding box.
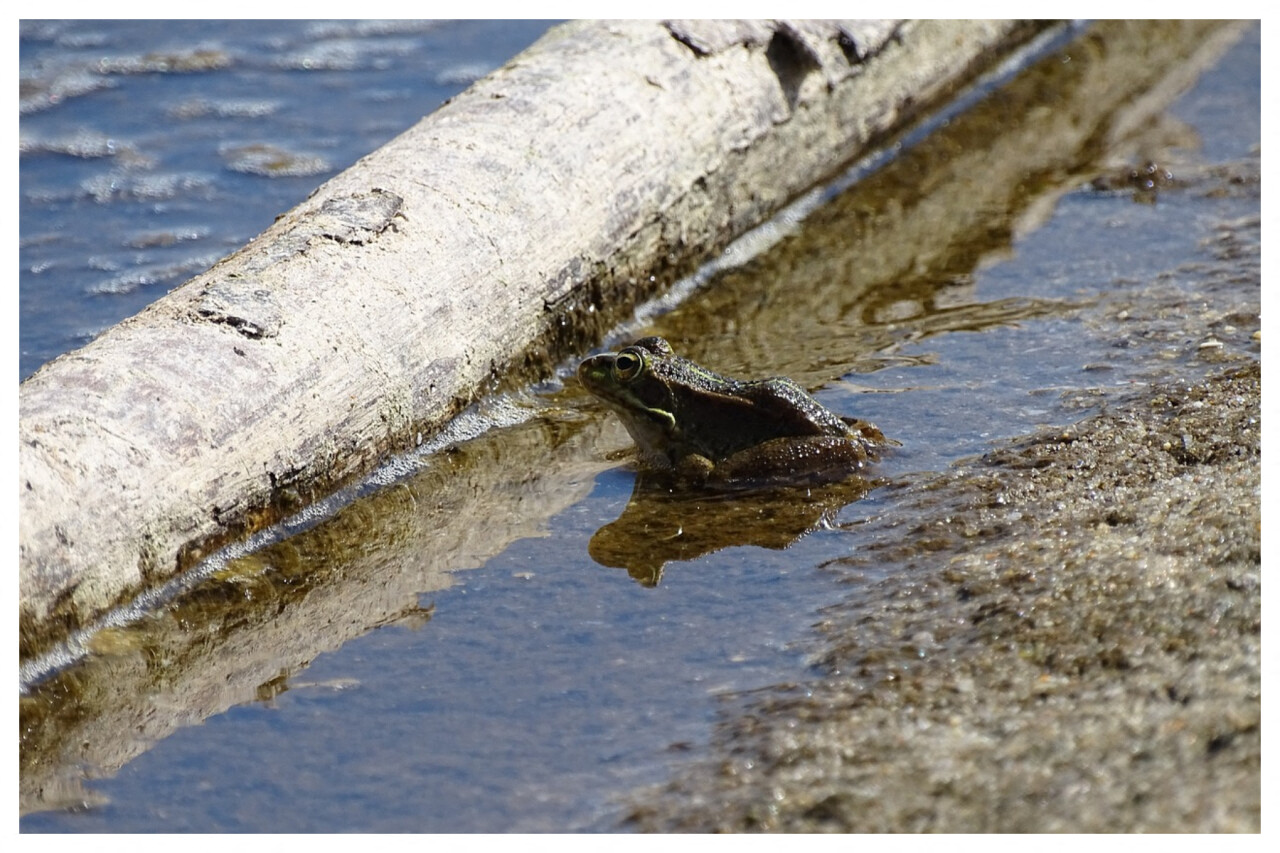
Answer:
[577,336,682,461]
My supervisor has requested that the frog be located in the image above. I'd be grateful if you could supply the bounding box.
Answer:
[576,336,894,487]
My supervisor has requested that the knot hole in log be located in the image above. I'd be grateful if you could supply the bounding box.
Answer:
[766,26,823,109]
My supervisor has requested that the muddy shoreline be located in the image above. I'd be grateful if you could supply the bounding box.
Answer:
[623,184,1261,832]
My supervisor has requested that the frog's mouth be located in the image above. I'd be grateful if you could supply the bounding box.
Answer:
[603,397,675,432]
[578,357,672,420]
[578,355,680,461]
[606,401,679,466]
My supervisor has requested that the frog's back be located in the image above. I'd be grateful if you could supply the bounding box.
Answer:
[666,374,852,461]
[734,377,855,437]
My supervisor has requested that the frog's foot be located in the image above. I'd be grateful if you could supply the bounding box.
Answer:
[840,417,901,448]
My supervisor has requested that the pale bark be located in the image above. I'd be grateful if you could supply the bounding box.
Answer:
[19,20,1044,653]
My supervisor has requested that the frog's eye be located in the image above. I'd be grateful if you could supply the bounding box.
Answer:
[614,350,644,381]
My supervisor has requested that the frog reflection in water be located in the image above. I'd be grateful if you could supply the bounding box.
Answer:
[577,336,894,487]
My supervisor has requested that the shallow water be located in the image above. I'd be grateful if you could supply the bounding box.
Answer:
[19,21,1259,832]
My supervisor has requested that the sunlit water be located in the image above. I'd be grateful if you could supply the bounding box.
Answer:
[19,22,1259,832]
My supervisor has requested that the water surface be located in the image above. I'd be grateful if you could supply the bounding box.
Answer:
[19,21,1259,833]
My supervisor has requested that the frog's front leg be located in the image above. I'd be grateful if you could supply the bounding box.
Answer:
[673,452,717,483]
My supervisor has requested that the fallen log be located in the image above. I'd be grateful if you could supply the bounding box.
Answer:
[18,19,1047,657]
